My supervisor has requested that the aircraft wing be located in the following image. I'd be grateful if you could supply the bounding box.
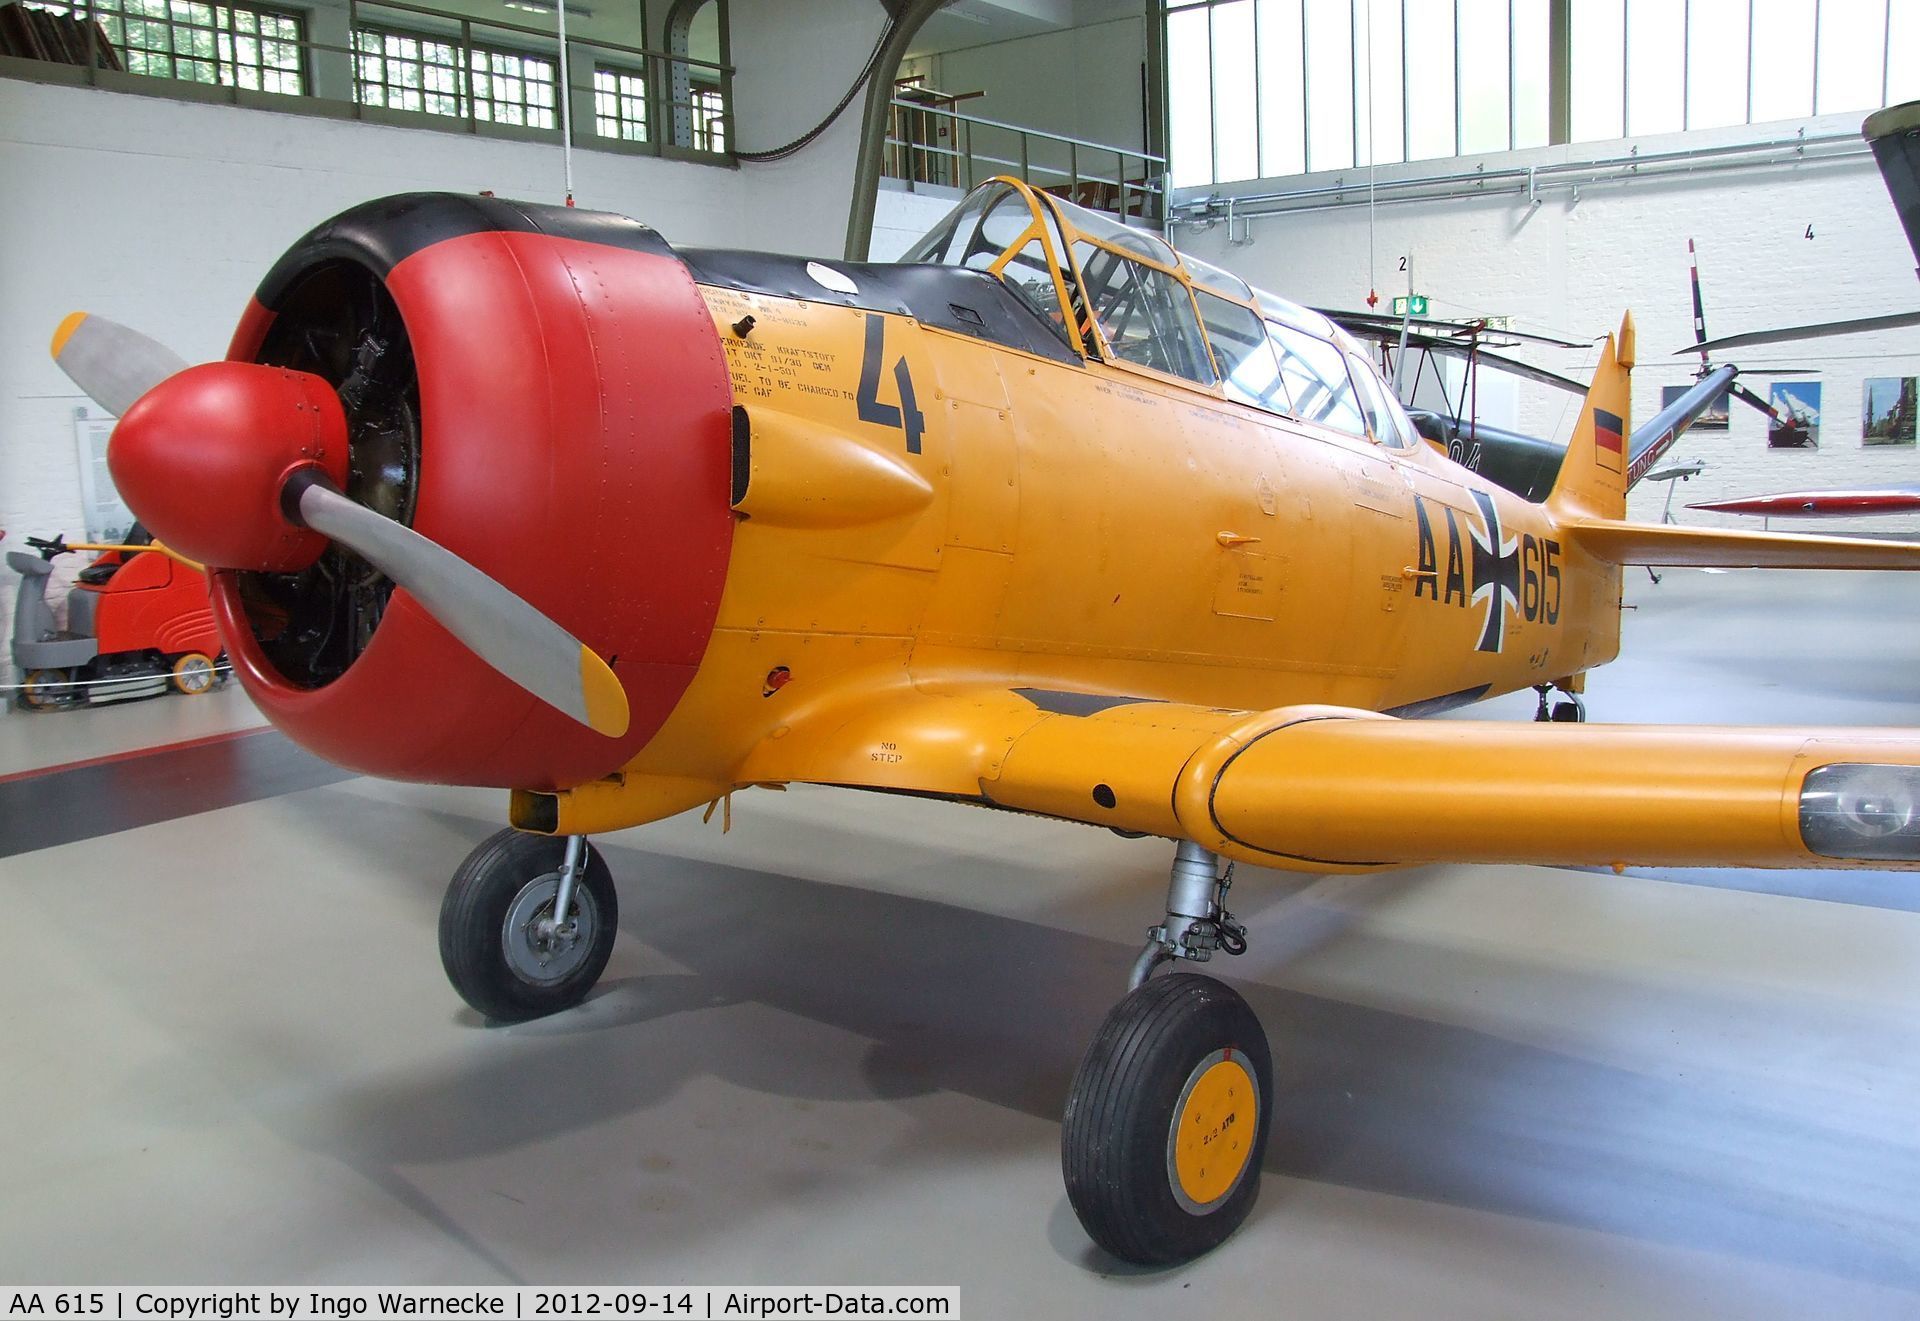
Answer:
[739,685,1920,872]
[1414,342,1588,394]
[1326,317,1591,393]
[1322,310,1592,350]
[1566,517,1920,567]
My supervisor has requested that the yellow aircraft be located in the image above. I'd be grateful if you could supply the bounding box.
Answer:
[50,176,1920,1266]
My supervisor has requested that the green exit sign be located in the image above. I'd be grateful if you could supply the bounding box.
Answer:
[1391,294,1430,317]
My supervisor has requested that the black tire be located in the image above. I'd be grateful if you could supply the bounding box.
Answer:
[438,828,618,1022]
[1550,699,1584,722]
[1062,973,1272,1266]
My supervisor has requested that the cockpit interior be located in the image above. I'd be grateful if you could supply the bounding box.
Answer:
[900,176,1425,454]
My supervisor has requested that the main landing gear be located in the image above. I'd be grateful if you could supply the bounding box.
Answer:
[435,828,1273,1263]
[1062,841,1273,1265]
[439,829,618,1022]
[1533,682,1587,723]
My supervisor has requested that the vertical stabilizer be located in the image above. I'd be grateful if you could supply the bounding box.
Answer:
[1547,312,1633,520]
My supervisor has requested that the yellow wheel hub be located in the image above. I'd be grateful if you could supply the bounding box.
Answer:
[171,653,216,695]
[1170,1051,1257,1211]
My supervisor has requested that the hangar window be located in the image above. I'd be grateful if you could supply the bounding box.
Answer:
[689,84,726,152]
[594,66,649,142]
[24,0,305,94]
[13,0,738,166]
[352,28,462,118]
[467,45,557,128]
[353,27,557,128]
[1166,0,1920,187]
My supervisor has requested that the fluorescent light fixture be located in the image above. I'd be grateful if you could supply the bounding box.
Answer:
[504,0,594,16]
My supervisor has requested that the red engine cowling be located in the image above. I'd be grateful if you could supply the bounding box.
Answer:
[212,194,735,790]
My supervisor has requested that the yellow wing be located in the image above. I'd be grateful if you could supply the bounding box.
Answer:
[739,686,1920,873]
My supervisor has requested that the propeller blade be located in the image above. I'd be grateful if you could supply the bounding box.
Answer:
[287,473,630,739]
[50,312,189,416]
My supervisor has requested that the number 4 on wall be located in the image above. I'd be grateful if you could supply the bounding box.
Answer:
[858,314,926,455]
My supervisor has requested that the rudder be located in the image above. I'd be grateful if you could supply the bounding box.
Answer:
[1547,312,1634,521]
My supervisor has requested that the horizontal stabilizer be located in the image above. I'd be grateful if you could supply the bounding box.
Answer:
[1567,517,1920,569]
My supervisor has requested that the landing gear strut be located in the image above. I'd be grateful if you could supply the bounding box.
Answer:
[1128,841,1249,988]
[1062,841,1273,1265]
[438,828,617,1022]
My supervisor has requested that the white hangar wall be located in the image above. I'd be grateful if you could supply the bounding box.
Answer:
[870,186,960,262]
[0,0,880,646]
[902,0,1151,158]
[1174,112,1920,534]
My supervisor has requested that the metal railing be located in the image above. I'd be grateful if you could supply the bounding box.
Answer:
[0,0,735,161]
[884,96,1168,224]
[1175,126,1871,241]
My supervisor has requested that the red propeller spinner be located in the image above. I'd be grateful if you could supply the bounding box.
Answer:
[109,360,347,574]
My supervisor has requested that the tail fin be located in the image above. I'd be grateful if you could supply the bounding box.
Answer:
[1547,312,1634,521]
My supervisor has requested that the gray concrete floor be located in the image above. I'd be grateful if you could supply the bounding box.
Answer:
[4,569,1920,1317]
[0,677,266,777]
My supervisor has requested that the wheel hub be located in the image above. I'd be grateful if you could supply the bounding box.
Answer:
[502,873,598,986]
[1166,1047,1259,1215]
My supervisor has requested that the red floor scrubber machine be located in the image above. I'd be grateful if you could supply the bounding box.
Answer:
[8,529,224,709]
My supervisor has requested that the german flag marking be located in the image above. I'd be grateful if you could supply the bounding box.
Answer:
[1594,408,1625,456]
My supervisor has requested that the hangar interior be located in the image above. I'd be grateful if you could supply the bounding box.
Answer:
[5,1,1920,1314]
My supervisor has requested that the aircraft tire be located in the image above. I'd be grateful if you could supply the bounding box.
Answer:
[1061,972,1271,1265]
[439,828,618,1023]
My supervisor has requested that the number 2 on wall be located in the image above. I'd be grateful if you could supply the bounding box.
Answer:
[858,314,926,455]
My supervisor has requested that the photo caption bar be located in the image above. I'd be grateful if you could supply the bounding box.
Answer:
[1,1290,960,1320]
